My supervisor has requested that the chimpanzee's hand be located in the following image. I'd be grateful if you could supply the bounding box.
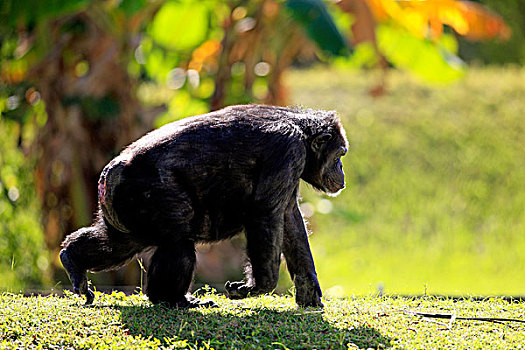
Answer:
[60,248,94,305]
[294,273,323,308]
[224,281,253,299]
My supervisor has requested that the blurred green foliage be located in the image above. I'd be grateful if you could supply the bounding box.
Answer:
[136,0,347,123]
[289,66,525,296]
[149,1,209,51]
[0,118,50,290]
[376,25,464,83]
[0,0,89,25]
[330,6,468,85]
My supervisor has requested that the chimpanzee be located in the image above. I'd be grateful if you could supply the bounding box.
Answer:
[60,104,348,308]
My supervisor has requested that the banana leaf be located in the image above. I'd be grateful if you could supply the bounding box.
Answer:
[286,0,351,57]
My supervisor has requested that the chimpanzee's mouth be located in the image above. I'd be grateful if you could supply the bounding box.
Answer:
[324,179,345,194]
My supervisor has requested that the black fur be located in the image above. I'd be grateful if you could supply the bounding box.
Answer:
[60,104,348,307]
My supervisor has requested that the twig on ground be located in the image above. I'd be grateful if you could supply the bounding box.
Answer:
[402,309,525,325]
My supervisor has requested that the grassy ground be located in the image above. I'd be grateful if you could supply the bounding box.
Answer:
[285,66,525,297]
[1,291,524,349]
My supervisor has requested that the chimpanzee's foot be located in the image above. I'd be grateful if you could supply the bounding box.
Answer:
[186,295,218,308]
[60,248,95,305]
[224,281,253,299]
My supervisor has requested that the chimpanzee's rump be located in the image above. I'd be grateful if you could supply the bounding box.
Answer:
[98,153,132,233]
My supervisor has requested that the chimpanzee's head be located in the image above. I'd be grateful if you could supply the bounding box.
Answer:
[301,116,348,196]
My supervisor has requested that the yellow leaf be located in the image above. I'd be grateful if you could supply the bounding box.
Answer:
[364,0,511,41]
[456,1,511,40]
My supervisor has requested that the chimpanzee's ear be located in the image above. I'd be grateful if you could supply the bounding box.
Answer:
[311,133,332,152]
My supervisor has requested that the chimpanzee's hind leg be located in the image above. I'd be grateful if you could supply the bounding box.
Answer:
[146,239,216,308]
[60,219,145,304]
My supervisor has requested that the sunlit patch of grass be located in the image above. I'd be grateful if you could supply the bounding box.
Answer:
[1,291,524,349]
[286,66,525,296]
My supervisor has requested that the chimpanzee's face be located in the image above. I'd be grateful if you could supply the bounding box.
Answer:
[302,128,348,195]
[321,141,347,194]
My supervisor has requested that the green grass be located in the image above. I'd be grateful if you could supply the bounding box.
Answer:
[1,291,524,349]
[285,66,525,297]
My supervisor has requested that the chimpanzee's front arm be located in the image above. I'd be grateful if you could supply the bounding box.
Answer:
[225,137,305,301]
[283,199,323,307]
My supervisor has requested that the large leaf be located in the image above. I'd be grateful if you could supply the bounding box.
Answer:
[366,0,510,41]
[377,24,464,83]
[149,1,209,51]
[286,0,350,57]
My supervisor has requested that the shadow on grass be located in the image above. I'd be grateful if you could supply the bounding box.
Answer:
[116,303,391,349]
